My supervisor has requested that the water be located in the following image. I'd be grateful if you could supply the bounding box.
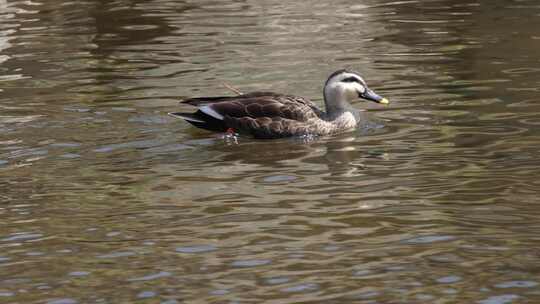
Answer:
[2,0,540,303]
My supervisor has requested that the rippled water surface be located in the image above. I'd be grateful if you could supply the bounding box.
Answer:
[2,0,540,303]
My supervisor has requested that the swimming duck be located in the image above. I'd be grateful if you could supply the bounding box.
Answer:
[169,69,389,139]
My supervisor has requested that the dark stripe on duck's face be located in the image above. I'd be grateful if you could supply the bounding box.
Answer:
[342,76,360,83]
[342,75,368,87]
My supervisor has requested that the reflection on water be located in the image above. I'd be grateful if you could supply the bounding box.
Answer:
[2,0,540,302]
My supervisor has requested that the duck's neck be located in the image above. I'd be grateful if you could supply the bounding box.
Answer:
[323,88,356,121]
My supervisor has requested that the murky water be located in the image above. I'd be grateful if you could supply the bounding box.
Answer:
[2,0,540,303]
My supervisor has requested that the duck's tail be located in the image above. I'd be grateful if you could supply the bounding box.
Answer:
[168,111,227,132]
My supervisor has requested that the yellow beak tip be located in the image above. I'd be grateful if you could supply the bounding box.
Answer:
[379,98,389,105]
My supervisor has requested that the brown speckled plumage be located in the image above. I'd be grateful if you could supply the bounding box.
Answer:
[170,70,388,139]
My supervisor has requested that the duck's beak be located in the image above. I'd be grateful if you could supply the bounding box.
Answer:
[359,89,389,105]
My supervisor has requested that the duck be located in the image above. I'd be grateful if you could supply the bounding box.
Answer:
[169,69,389,139]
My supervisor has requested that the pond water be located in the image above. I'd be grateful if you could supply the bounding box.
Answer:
[2,0,540,303]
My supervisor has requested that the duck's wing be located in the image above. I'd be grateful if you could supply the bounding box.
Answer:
[172,92,326,138]
[182,92,324,119]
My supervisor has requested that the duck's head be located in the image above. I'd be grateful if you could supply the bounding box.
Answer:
[323,69,389,108]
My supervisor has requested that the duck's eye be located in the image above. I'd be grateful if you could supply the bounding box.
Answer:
[342,77,360,83]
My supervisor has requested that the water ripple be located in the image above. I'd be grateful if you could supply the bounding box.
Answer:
[2,0,540,303]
